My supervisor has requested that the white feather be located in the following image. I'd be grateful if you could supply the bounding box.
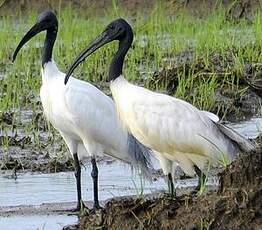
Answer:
[40,61,148,167]
[110,76,240,176]
[201,110,219,123]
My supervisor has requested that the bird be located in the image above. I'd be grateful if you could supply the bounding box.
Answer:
[12,12,152,212]
[64,18,256,195]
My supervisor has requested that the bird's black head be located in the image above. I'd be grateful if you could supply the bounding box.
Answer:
[103,18,133,44]
[37,10,58,30]
[64,18,133,84]
[12,10,58,63]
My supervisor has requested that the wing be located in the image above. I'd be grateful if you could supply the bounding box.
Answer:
[64,78,113,122]
[123,89,218,158]
[63,77,125,151]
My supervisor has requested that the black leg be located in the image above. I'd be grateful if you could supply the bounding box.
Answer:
[91,157,101,210]
[192,165,206,194]
[73,153,83,211]
[167,173,175,196]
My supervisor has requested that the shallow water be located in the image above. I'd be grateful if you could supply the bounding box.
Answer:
[0,162,217,230]
[0,214,78,230]
[0,161,217,229]
[0,160,218,207]
[0,162,166,207]
[0,117,261,229]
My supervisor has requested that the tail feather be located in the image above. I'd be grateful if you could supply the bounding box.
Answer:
[216,123,257,153]
[127,133,153,179]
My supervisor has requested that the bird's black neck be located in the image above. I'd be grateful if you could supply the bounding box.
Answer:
[109,39,132,81]
[42,27,57,67]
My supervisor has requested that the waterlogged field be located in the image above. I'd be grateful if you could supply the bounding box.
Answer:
[0,5,262,170]
[0,3,261,169]
[0,3,261,229]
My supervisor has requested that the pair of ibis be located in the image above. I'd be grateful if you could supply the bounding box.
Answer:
[13,11,255,212]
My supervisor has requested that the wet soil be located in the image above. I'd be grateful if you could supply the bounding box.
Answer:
[68,144,262,230]
[0,141,114,173]
[0,108,116,172]
[0,108,74,172]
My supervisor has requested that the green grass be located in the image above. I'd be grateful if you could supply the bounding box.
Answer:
[198,162,211,196]
[0,4,261,149]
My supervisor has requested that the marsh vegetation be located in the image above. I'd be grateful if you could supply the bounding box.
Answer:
[1,4,261,171]
[0,0,261,229]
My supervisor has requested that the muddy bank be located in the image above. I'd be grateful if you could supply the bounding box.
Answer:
[0,142,113,173]
[0,108,74,172]
[67,145,261,229]
[0,107,119,172]
[0,111,115,173]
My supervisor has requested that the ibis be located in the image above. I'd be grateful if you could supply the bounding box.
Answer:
[12,12,152,211]
[64,18,256,195]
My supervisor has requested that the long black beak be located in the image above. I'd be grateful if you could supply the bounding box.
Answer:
[12,22,45,62]
[64,31,111,85]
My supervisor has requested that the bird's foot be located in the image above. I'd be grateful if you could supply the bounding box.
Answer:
[190,184,204,197]
[68,200,90,216]
[79,200,90,216]
[90,203,102,214]
[86,205,104,226]
[190,187,199,196]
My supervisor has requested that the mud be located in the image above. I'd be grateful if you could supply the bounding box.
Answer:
[69,145,262,230]
[0,141,114,173]
[0,109,73,172]
[0,108,119,172]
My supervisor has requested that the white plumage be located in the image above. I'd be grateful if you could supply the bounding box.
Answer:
[111,76,227,176]
[13,12,151,211]
[64,18,256,194]
[41,62,143,164]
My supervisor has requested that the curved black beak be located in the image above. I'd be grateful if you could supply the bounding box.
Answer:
[64,31,111,85]
[12,22,46,62]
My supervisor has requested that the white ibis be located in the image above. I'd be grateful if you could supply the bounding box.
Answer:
[64,18,256,195]
[12,12,152,211]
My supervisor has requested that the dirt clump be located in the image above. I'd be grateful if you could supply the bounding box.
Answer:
[75,148,261,229]
[0,144,75,173]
